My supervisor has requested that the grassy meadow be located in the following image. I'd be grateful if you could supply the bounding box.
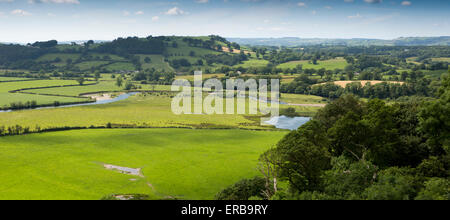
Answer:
[277,57,348,70]
[0,79,89,107]
[0,128,287,200]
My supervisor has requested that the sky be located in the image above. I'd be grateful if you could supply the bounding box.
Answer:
[0,0,449,43]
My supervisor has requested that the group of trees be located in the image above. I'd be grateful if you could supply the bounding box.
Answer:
[280,70,436,99]
[218,74,449,200]
[95,36,165,55]
[132,69,175,85]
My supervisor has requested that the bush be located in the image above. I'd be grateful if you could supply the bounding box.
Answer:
[215,177,266,200]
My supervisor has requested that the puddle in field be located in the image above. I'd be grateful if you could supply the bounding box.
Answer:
[103,164,143,177]
[264,116,311,130]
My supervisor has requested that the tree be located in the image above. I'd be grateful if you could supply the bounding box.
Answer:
[215,177,266,200]
[415,178,450,200]
[77,77,85,85]
[144,57,151,63]
[271,120,331,193]
[419,73,450,155]
[364,167,418,200]
[94,72,101,81]
[124,81,134,90]
[116,76,123,87]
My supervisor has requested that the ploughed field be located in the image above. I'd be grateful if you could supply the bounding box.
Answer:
[0,128,287,200]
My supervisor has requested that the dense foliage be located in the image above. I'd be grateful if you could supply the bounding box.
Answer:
[219,74,449,200]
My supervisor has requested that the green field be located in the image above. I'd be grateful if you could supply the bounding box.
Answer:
[0,80,89,107]
[104,62,136,71]
[138,54,173,72]
[0,93,272,130]
[0,128,287,200]
[25,81,171,97]
[0,77,31,82]
[277,57,348,70]
[74,61,111,70]
[234,59,269,68]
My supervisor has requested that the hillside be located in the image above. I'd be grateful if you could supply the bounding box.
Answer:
[228,36,450,47]
[0,35,246,73]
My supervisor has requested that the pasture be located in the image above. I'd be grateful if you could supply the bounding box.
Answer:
[277,57,348,70]
[0,79,89,107]
[0,128,288,200]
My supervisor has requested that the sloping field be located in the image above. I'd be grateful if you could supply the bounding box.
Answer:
[0,80,89,107]
[0,128,287,200]
[277,57,348,70]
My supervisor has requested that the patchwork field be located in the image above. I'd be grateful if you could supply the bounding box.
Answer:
[0,128,288,200]
[0,80,90,107]
[277,57,348,70]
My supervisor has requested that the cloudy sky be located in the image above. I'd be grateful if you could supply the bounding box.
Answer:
[0,0,448,43]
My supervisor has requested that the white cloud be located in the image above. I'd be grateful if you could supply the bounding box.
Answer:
[165,7,186,16]
[348,13,362,19]
[123,11,130,16]
[195,0,209,3]
[29,0,80,4]
[135,11,144,15]
[152,16,159,21]
[297,2,306,7]
[11,9,31,16]
[401,1,412,6]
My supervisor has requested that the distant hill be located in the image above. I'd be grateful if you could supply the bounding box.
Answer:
[227,36,450,47]
[0,35,246,73]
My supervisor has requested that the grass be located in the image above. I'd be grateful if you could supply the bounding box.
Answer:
[138,54,173,72]
[104,62,136,71]
[36,53,80,63]
[277,57,348,70]
[0,77,31,82]
[0,128,288,200]
[75,61,111,70]
[280,93,326,104]
[234,59,269,68]
[24,81,172,97]
[0,93,273,130]
[0,80,89,107]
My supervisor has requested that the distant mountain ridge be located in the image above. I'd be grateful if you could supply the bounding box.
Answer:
[227,36,450,47]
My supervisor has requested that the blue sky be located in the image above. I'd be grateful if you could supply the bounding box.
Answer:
[0,0,448,43]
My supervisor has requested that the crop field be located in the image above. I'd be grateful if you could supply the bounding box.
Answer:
[0,79,89,107]
[0,128,288,200]
[431,57,450,62]
[277,57,348,70]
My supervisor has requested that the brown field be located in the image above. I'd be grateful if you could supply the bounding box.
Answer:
[221,47,252,55]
